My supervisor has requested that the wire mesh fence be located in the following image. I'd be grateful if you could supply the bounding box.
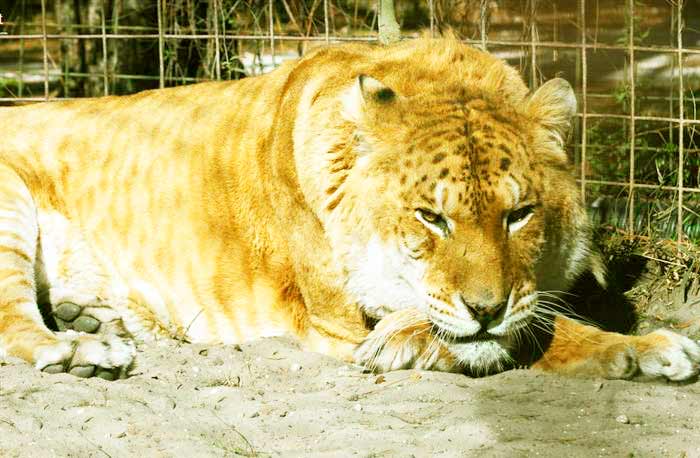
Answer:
[0,0,699,242]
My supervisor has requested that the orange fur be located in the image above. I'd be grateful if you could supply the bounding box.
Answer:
[530,316,691,379]
[0,36,696,381]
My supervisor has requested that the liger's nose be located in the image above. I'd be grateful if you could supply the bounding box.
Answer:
[461,296,507,328]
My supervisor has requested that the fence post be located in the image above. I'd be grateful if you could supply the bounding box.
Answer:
[627,0,636,233]
[579,0,588,203]
[100,0,109,95]
[157,0,165,88]
[378,0,400,45]
[676,0,685,243]
[40,0,49,100]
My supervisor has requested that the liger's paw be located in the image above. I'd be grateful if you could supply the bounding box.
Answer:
[52,301,129,337]
[532,316,700,381]
[354,328,439,372]
[596,329,700,381]
[353,309,456,373]
[35,331,135,380]
[636,329,700,381]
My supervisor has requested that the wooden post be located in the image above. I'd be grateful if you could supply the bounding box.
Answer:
[378,0,400,45]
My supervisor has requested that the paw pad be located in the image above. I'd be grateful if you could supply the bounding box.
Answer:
[52,302,125,335]
[54,302,103,333]
[54,302,82,321]
[36,333,135,380]
[73,316,101,333]
[68,365,95,378]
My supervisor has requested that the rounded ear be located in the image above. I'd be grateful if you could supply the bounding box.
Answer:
[341,75,396,122]
[527,78,577,147]
[358,75,396,103]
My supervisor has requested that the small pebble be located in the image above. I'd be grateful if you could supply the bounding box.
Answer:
[615,414,630,424]
[224,375,241,387]
[249,412,260,418]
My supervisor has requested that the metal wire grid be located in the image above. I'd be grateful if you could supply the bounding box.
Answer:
[0,0,698,241]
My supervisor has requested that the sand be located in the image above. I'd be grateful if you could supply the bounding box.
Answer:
[2,336,699,457]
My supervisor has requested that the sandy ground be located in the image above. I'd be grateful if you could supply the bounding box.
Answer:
[2,336,700,458]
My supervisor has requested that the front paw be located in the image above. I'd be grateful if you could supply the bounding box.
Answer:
[598,330,700,381]
[636,329,700,381]
[532,316,700,381]
[35,331,135,380]
[354,328,432,372]
[353,309,456,373]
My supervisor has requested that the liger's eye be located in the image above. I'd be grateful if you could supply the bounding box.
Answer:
[417,208,441,223]
[506,205,536,233]
[415,208,450,236]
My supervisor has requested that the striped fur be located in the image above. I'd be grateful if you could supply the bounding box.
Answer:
[0,36,697,381]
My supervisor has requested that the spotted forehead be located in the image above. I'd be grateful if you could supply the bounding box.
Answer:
[398,101,535,213]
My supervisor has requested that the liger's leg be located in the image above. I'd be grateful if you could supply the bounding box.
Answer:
[36,210,131,340]
[0,164,134,379]
[354,309,700,381]
[532,315,700,381]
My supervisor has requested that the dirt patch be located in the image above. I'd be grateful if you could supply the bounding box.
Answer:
[1,336,699,457]
[2,229,700,457]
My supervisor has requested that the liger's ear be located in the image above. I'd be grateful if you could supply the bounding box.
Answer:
[358,75,396,103]
[527,78,577,148]
[341,74,396,122]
